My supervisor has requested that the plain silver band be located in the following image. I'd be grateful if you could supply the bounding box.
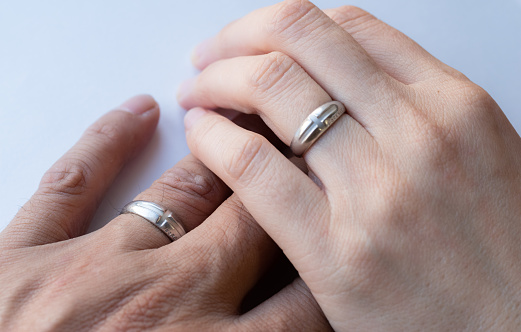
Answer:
[289,101,346,157]
[120,200,186,241]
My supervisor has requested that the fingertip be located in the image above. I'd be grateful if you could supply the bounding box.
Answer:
[119,94,159,115]
[191,38,213,70]
[177,78,196,108]
[184,107,210,131]
[190,48,202,69]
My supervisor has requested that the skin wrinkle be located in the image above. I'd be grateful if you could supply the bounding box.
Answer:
[149,173,220,218]
[39,158,92,197]
[107,281,177,330]
[269,0,331,47]
[250,52,298,97]
[74,256,157,330]
[327,6,378,33]
[224,134,269,190]
[254,57,327,132]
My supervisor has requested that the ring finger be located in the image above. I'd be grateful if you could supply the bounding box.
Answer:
[102,153,231,250]
[178,53,374,186]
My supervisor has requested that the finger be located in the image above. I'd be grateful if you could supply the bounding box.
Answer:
[324,6,461,84]
[178,53,375,185]
[179,53,332,145]
[4,95,159,248]
[102,113,283,251]
[102,153,231,251]
[191,0,399,128]
[184,108,329,268]
[239,278,332,331]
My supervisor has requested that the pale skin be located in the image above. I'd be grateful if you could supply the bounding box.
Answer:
[0,95,330,331]
[178,1,521,331]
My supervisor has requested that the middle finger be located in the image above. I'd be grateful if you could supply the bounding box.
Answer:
[178,52,375,186]
[191,0,401,130]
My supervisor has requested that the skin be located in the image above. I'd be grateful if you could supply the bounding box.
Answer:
[178,1,521,331]
[0,95,331,331]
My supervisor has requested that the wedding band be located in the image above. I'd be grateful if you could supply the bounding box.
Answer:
[290,101,346,157]
[120,200,186,241]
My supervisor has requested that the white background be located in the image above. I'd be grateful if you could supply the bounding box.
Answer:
[1,0,520,232]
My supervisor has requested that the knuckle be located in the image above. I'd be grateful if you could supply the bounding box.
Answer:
[224,133,269,186]
[165,243,235,300]
[250,52,299,99]
[419,117,450,148]
[85,114,130,144]
[149,164,226,217]
[113,289,173,329]
[269,0,326,41]
[411,114,455,164]
[404,107,466,182]
[158,166,217,200]
[329,5,375,29]
[399,93,453,151]
[426,81,498,142]
[340,232,390,297]
[458,83,496,111]
[104,273,191,329]
[217,199,264,248]
[39,157,92,197]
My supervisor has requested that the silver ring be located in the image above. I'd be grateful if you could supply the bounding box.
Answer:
[120,200,186,241]
[289,101,346,157]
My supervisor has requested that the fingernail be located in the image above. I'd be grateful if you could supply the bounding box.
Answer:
[119,94,158,115]
[177,78,196,102]
[184,107,208,131]
[191,38,212,67]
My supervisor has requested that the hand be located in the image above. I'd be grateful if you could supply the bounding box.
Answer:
[0,95,330,331]
[178,1,521,330]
